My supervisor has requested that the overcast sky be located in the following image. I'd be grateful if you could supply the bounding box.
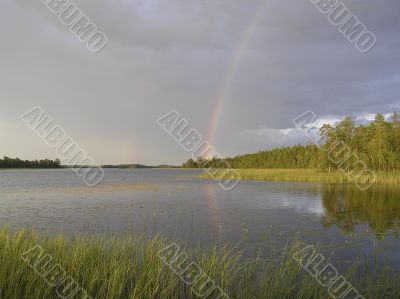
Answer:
[1,0,399,165]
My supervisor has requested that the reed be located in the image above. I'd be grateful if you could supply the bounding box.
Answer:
[0,228,398,298]
[201,169,400,186]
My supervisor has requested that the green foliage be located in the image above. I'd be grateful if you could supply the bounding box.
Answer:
[185,113,400,172]
[201,169,400,186]
[184,145,322,169]
[0,157,61,169]
[0,228,398,298]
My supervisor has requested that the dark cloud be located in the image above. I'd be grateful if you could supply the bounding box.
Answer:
[1,0,399,164]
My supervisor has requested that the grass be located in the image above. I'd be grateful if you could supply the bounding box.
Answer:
[200,168,400,186]
[0,228,398,298]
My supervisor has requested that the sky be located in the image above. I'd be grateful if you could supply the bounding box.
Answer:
[1,0,400,165]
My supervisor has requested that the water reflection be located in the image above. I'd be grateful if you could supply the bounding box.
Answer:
[321,184,400,237]
[2,169,400,267]
[202,184,222,240]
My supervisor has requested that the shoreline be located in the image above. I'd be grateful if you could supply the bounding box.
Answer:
[200,168,400,186]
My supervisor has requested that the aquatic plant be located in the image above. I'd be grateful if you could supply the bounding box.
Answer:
[201,169,400,186]
[0,228,398,298]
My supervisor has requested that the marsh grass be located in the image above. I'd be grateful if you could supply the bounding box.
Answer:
[0,228,398,298]
[201,169,400,186]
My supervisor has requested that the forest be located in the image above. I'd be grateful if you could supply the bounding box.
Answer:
[183,113,400,172]
[0,157,61,168]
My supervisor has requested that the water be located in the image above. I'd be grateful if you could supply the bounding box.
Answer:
[1,168,400,271]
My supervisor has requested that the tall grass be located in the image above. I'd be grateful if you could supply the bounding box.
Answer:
[201,169,400,185]
[0,228,398,298]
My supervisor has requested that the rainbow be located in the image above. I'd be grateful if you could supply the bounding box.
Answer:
[205,1,268,159]
[202,184,221,238]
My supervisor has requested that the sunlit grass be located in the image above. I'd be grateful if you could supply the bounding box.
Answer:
[201,169,400,185]
[0,228,398,298]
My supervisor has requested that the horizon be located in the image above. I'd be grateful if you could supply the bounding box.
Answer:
[1,0,400,165]
[3,111,397,166]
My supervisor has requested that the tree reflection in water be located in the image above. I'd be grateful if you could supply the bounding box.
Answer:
[321,184,400,237]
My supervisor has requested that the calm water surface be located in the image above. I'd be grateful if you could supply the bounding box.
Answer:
[1,169,400,271]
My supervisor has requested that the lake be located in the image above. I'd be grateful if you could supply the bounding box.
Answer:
[1,168,399,272]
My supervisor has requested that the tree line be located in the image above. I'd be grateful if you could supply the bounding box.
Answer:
[183,113,400,172]
[0,157,61,168]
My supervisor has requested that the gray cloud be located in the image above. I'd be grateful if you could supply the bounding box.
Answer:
[1,0,399,164]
